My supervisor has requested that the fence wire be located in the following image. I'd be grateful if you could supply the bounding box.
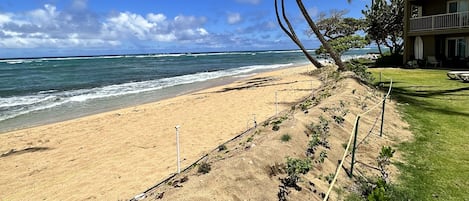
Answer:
[324,78,393,201]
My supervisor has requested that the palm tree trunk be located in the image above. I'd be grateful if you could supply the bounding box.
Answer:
[296,0,347,71]
[275,0,323,68]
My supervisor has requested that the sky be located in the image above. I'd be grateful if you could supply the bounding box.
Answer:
[0,0,370,58]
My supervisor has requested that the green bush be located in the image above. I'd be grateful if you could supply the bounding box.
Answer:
[198,162,211,174]
[281,134,291,142]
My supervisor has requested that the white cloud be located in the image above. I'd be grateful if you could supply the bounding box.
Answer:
[227,12,242,24]
[0,13,12,25]
[0,3,211,49]
[235,0,261,5]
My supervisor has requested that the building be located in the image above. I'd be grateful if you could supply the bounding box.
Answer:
[404,0,469,67]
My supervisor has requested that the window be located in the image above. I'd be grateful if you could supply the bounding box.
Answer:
[448,1,458,13]
[448,0,469,13]
[447,38,467,58]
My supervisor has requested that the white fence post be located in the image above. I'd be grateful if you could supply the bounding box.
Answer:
[175,125,181,174]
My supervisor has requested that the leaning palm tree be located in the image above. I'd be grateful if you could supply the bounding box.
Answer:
[274,0,323,68]
[275,0,348,71]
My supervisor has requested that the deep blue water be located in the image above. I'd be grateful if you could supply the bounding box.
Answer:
[0,49,376,132]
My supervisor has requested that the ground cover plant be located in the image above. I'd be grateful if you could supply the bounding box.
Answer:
[369,68,469,200]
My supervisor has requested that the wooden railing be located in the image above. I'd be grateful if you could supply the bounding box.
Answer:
[410,11,469,31]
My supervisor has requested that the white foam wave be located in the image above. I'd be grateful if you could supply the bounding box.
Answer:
[0,63,292,122]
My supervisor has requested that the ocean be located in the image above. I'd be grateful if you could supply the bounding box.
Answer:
[0,49,375,133]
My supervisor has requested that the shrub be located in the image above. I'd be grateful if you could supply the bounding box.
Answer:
[218,144,227,152]
[325,173,335,184]
[333,115,345,125]
[247,136,254,142]
[198,162,211,174]
[281,134,291,142]
[272,124,280,131]
[318,150,328,163]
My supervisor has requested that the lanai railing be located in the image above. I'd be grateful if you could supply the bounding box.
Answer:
[410,11,469,31]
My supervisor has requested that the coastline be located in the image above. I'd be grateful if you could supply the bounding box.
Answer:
[0,64,321,200]
[0,63,308,134]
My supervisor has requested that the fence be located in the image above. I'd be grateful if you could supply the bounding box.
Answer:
[130,79,317,201]
[323,76,393,200]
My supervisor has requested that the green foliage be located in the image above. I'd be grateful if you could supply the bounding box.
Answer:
[300,99,313,111]
[325,173,335,184]
[286,157,312,176]
[318,150,328,163]
[246,136,254,142]
[362,0,404,55]
[346,60,375,83]
[280,134,291,142]
[315,35,369,55]
[333,115,345,125]
[198,162,211,174]
[313,9,369,56]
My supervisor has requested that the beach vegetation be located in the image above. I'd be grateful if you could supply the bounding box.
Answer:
[362,0,403,56]
[317,150,328,163]
[197,162,211,174]
[282,157,312,188]
[217,144,227,152]
[246,136,254,142]
[325,173,335,184]
[280,134,291,142]
[272,124,280,131]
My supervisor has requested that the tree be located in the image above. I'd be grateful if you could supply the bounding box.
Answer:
[275,0,349,71]
[274,0,323,68]
[362,0,404,56]
[311,10,369,56]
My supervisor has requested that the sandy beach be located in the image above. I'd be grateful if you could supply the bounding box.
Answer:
[0,65,320,200]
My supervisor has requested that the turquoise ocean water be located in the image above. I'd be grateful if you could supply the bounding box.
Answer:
[0,49,375,133]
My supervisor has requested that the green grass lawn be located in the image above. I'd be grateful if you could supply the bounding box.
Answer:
[369,68,469,200]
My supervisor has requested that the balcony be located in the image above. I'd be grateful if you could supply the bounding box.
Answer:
[410,11,469,32]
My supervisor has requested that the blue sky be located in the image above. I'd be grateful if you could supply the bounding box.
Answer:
[0,0,369,58]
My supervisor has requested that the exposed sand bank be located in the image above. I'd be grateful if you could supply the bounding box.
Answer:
[0,65,319,200]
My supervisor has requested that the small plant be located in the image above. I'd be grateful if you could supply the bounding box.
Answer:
[218,144,227,152]
[342,143,348,150]
[198,162,211,174]
[377,146,395,183]
[325,173,335,184]
[281,134,291,142]
[318,150,328,163]
[333,115,345,125]
[306,136,320,157]
[300,99,312,111]
[247,136,254,142]
[272,124,280,131]
[283,157,312,188]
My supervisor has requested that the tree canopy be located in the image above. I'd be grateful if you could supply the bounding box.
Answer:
[311,10,369,55]
[362,0,404,56]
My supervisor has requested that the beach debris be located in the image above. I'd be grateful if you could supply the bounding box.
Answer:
[132,193,146,201]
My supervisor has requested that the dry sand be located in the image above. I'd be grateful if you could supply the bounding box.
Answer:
[0,65,320,200]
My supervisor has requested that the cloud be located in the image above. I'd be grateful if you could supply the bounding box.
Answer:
[0,3,210,49]
[227,12,242,24]
[101,12,208,42]
[235,0,261,5]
